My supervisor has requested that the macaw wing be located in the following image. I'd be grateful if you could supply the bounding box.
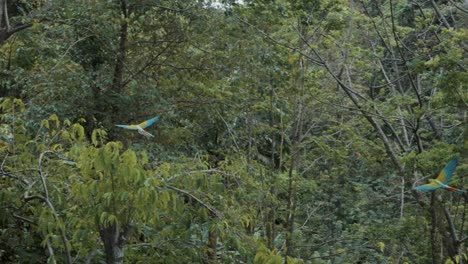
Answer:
[139,116,159,129]
[115,124,139,130]
[435,157,458,184]
[415,183,441,191]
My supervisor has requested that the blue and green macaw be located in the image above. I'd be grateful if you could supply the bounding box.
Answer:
[415,157,465,193]
[115,116,159,138]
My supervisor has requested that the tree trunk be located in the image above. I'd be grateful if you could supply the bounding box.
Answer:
[112,0,129,95]
[99,222,125,264]
[0,0,11,44]
[246,109,253,173]
[441,197,464,262]
[285,26,307,259]
[265,87,277,250]
[206,228,217,263]
[430,194,442,264]
[265,205,276,250]
[284,147,298,259]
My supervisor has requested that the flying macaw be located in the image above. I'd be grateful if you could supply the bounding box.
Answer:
[414,157,465,193]
[115,116,159,138]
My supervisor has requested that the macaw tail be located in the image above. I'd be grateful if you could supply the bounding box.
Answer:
[446,186,466,194]
[138,129,154,138]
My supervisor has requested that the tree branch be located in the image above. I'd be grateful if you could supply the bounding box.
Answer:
[13,213,35,224]
[307,46,404,171]
[443,206,459,243]
[166,185,223,219]
[0,1,55,45]
[234,14,324,66]
[35,150,73,264]
[430,0,452,28]
[448,0,468,14]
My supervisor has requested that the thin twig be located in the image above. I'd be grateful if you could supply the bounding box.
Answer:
[50,35,93,72]
[234,14,324,66]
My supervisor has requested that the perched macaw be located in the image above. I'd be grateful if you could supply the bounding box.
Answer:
[415,157,465,193]
[115,116,159,138]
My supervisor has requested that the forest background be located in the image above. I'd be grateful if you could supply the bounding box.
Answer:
[0,0,467,263]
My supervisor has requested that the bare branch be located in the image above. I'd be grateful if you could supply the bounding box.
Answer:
[122,41,175,87]
[309,47,404,171]
[50,35,94,72]
[13,213,35,224]
[430,0,452,28]
[24,193,48,203]
[31,150,73,264]
[0,152,22,181]
[45,239,57,264]
[38,151,57,200]
[448,0,468,14]
[443,203,461,244]
[166,185,224,219]
[216,109,241,152]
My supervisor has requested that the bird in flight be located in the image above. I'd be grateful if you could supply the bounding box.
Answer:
[415,157,465,193]
[115,116,159,138]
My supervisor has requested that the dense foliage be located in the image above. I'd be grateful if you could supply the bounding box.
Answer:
[0,0,466,263]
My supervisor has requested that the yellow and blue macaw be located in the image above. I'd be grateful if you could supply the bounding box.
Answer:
[415,157,465,193]
[115,116,159,138]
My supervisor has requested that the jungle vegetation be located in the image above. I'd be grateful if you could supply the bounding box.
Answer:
[0,0,467,263]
